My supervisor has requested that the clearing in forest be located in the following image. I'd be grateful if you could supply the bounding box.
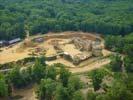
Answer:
[0,31,111,68]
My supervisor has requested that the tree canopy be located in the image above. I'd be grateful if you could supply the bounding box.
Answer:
[0,0,133,40]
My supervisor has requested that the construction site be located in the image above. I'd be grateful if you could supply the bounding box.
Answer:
[0,32,111,68]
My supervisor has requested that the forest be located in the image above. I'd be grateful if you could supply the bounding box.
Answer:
[0,0,133,40]
[0,0,133,100]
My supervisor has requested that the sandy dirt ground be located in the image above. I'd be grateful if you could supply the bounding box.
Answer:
[102,49,112,57]
[69,58,110,73]
[0,43,31,64]
[62,44,82,56]
[46,58,76,67]
[12,85,37,100]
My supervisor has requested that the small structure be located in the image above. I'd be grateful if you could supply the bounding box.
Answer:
[33,37,44,43]
[53,42,64,53]
[73,53,92,65]
[46,55,57,61]
[35,47,43,53]
[0,40,4,47]
[83,40,92,51]
[0,40,9,47]
[72,37,92,51]
[8,38,21,45]
[92,41,103,57]
[95,38,101,45]
[63,52,73,62]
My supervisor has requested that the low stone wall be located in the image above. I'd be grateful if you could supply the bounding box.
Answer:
[46,55,57,61]
[63,53,73,62]
[92,50,103,57]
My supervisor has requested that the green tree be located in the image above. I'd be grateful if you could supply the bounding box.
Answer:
[46,65,57,80]
[91,69,107,91]
[0,73,8,97]
[55,84,70,100]
[36,78,57,100]
[8,66,25,88]
[105,35,124,52]
[124,56,133,72]
[39,56,46,65]
[32,58,46,82]
[96,94,107,100]
[124,44,133,57]
[87,91,96,100]
[21,68,32,85]
[110,55,122,72]
[72,90,84,100]
[105,81,133,100]
[59,67,71,87]
[68,76,82,92]
[105,35,117,50]
[67,76,83,99]
[126,73,133,92]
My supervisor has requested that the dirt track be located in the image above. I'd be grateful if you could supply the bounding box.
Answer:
[69,58,110,73]
[12,85,37,100]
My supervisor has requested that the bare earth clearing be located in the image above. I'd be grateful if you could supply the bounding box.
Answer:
[69,58,110,73]
[0,31,112,73]
[0,32,93,64]
[0,31,112,74]
[0,31,111,65]
[12,85,37,100]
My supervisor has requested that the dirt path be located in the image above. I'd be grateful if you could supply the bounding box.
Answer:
[12,85,37,100]
[69,58,110,73]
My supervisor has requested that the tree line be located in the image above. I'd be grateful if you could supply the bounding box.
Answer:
[0,0,133,40]
[105,33,133,72]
